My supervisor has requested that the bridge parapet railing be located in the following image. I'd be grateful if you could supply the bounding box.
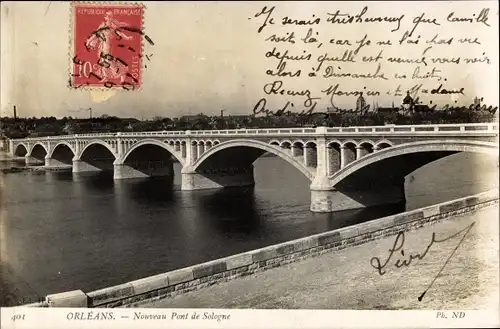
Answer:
[326,123,498,134]
[169,123,498,135]
[116,131,186,137]
[77,133,116,137]
[190,128,317,135]
[8,123,498,142]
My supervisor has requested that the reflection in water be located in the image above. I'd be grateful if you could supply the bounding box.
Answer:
[119,176,176,204]
[317,203,407,232]
[0,152,498,306]
[194,187,265,234]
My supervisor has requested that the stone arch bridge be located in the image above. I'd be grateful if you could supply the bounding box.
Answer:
[9,123,498,212]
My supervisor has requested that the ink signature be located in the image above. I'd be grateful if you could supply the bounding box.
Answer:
[370,222,475,300]
[252,98,318,116]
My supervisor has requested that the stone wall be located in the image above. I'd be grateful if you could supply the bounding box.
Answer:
[39,189,499,308]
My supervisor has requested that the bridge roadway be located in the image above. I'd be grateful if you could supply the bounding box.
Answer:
[9,123,499,213]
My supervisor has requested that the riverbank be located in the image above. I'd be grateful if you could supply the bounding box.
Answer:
[1,166,72,174]
[0,157,25,163]
[0,151,24,162]
[142,202,499,310]
[33,189,498,308]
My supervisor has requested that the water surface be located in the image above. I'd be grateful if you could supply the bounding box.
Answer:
[0,152,497,306]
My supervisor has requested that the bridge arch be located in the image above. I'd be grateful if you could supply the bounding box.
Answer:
[358,139,376,147]
[374,140,393,149]
[48,141,76,158]
[304,141,318,168]
[48,142,76,166]
[79,140,115,158]
[75,140,118,171]
[29,142,48,155]
[329,140,498,188]
[192,139,314,181]
[344,141,358,167]
[292,139,306,146]
[280,140,292,150]
[30,143,48,162]
[13,143,29,157]
[304,140,317,146]
[279,139,292,146]
[341,139,358,147]
[358,140,375,158]
[327,139,342,147]
[118,139,184,165]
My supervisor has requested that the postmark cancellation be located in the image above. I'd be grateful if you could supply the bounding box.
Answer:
[69,2,145,91]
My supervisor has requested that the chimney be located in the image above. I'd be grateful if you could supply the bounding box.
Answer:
[220,110,224,118]
[13,105,17,119]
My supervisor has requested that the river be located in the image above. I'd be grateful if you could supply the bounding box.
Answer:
[0,152,498,306]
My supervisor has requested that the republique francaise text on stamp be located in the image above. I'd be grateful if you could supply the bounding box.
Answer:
[69,2,145,90]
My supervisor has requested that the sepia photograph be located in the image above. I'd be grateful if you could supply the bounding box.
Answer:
[0,1,498,328]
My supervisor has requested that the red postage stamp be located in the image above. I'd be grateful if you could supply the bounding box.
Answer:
[70,3,145,90]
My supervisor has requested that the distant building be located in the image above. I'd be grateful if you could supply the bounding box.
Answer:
[377,106,398,114]
[413,100,434,112]
[473,97,483,107]
[356,93,366,112]
[402,91,415,112]
[0,134,7,151]
[180,114,208,121]
[227,114,253,120]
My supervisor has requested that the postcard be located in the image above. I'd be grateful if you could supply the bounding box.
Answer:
[0,1,498,329]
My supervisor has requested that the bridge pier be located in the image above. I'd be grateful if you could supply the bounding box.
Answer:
[311,127,406,213]
[310,186,406,212]
[310,175,406,212]
[45,156,69,168]
[310,173,335,212]
[113,160,174,180]
[72,158,102,173]
[181,165,255,190]
[25,155,44,166]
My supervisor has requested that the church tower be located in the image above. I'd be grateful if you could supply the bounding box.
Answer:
[402,91,414,112]
[356,93,366,112]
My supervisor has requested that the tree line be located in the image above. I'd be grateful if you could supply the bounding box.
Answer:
[0,107,496,139]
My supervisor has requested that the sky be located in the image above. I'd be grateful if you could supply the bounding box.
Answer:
[1,1,498,119]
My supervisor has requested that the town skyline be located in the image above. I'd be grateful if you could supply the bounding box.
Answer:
[2,94,496,120]
[2,2,498,119]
